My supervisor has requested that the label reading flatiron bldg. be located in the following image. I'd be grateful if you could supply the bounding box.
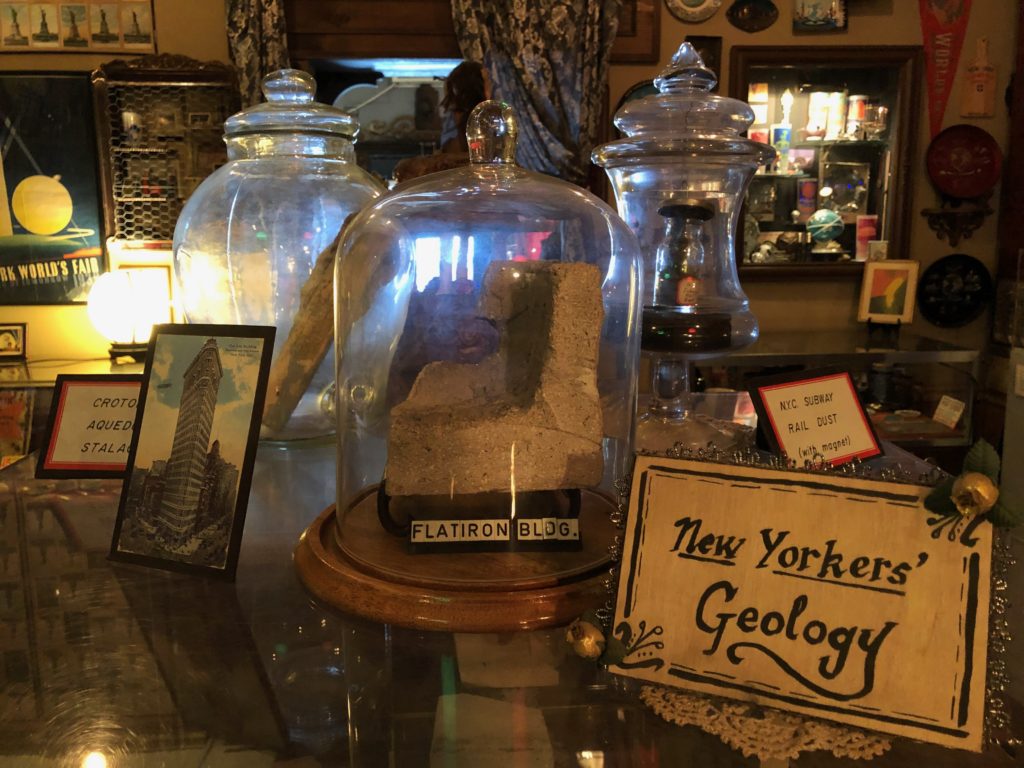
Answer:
[409,517,580,553]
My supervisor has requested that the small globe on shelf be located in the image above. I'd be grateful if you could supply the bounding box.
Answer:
[807,208,844,243]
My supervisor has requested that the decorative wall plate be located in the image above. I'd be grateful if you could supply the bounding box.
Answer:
[916,252,993,327]
[726,0,779,32]
[925,124,1003,200]
[665,0,722,22]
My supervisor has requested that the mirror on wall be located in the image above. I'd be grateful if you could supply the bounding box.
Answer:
[729,46,923,278]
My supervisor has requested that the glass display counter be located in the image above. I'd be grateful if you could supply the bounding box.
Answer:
[0,438,1020,766]
[706,331,980,449]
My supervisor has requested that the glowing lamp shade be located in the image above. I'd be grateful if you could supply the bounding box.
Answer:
[87,268,172,358]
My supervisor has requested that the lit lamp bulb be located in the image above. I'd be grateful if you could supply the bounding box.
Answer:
[87,269,171,362]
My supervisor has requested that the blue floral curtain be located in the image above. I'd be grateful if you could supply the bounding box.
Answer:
[225,0,290,106]
[451,0,620,185]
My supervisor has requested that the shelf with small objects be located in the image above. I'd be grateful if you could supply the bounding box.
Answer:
[730,46,923,279]
[696,330,980,455]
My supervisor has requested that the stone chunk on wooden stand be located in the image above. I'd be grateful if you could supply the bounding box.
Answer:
[387,260,605,497]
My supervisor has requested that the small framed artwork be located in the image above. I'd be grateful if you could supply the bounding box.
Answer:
[187,112,212,128]
[36,373,142,478]
[0,323,25,359]
[611,0,659,64]
[89,3,118,46]
[60,4,89,48]
[150,105,183,137]
[793,0,847,33]
[29,4,58,47]
[120,1,153,49]
[858,259,920,325]
[2,0,153,53]
[867,239,889,260]
[109,324,275,580]
[1,4,29,47]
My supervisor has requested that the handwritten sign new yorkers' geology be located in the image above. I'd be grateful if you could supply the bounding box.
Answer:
[613,456,991,751]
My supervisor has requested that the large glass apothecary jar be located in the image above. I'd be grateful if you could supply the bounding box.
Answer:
[593,43,773,453]
[173,69,385,441]
[321,101,641,631]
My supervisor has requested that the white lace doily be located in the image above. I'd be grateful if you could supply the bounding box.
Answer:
[640,685,891,762]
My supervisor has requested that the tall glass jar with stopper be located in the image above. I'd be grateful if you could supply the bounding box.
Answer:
[593,42,774,452]
[173,69,385,442]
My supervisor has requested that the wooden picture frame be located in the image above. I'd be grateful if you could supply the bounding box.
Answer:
[36,373,142,478]
[611,0,660,64]
[858,259,920,324]
[0,1,156,54]
[108,323,275,580]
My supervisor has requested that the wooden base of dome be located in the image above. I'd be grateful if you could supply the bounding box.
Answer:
[294,496,617,632]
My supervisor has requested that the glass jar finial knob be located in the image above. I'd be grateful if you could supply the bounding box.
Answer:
[261,68,317,104]
[654,42,717,94]
[468,100,518,164]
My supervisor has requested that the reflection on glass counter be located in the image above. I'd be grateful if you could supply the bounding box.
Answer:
[711,330,980,450]
[1,441,1023,765]
[730,46,923,273]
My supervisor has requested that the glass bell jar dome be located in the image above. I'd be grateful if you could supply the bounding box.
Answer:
[295,101,641,632]
[594,42,774,453]
[173,69,385,441]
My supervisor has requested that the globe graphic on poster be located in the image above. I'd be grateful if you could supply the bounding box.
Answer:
[807,208,844,243]
[10,174,73,235]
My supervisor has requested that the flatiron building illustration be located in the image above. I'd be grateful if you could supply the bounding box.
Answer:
[158,338,223,538]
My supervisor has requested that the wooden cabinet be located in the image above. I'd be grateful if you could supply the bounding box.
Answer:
[286,0,460,61]
[285,0,659,64]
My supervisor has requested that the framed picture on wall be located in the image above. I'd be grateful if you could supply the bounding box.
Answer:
[611,0,660,64]
[793,0,847,32]
[0,0,155,53]
[857,259,920,324]
[0,323,26,359]
[0,72,105,304]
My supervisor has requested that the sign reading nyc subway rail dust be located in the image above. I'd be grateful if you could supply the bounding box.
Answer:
[612,456,991,751]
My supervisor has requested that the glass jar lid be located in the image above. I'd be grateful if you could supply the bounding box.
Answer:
[224,68,359,139]
[387,101,605,216]
[594,42,775,166]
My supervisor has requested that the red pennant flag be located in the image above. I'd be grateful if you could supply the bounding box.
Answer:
[919,0,973,139]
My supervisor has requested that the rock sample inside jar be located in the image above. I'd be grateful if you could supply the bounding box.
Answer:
[387,260,604,497]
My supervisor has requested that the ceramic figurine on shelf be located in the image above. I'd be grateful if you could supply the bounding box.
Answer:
[771,88,794,172]
[961,37,996,118]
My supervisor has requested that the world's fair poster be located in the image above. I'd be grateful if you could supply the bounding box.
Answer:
[0,72,104,304]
